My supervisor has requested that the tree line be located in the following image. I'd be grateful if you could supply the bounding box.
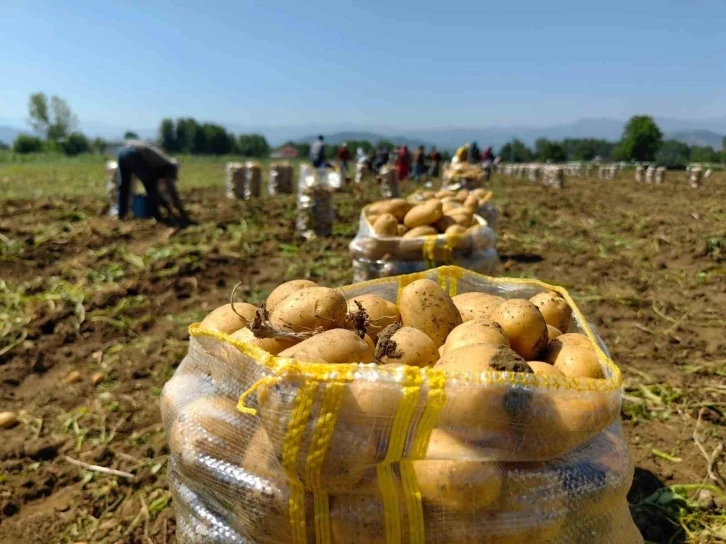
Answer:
[498,115,725,168]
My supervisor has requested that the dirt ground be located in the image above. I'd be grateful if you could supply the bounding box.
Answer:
[1,172,725,543]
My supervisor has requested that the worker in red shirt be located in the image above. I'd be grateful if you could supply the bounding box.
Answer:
[396,145,411,181]
[336,142,352,181]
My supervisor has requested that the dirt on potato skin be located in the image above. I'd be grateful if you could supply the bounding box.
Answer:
[1,174,725,543]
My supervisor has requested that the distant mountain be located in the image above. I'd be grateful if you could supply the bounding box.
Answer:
[0,126,21,146]
[296,131,432,149]
[666,129,724,149]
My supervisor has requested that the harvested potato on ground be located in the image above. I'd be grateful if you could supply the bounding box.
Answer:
[201,302,257,333]
[546,324,563,340]
[399,278,462,347]
[403,200,443,229]
[530,292,572,332]
[375,324,438,367]
[452,292,504,322]
[444,319,509,353]
[230,327,298,355]
[367,198,412,221]
[278,328,373,364]
[527,361,565,376]
[490,299,548,360]
[270,286,347,333]
[544,339,604,379]
[346,294,400,341]
[266,279,317,312]
[372,213,398,236]
[402,225,438,238]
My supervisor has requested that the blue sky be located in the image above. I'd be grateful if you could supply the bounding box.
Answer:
[2,0,726,131]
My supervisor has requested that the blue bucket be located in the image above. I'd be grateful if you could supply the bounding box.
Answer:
[132,194,150,218]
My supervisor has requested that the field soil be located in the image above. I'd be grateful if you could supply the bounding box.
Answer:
[1,172,725,543]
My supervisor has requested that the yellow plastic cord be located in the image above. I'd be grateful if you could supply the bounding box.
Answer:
[236,375,277,416]
[377,366,423,544]
[400,461,424,544]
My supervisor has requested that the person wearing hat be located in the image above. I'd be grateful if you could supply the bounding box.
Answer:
[116,140,189,223]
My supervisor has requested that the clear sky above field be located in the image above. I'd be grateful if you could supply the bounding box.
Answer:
[2,0,726,130]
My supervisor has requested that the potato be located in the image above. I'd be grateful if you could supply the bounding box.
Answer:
[527,361,565,376]
[376,325,438,367]
[442,200,460,213]
[434,214,457,232]
[490,299,548,360]
[435,344,529,374]
[242,426,282,477]
[352,237,396,261]
[230,327,298,355]
[367,198,412,221]
[278,328,373,364]
[200,302,257,333]
[544,341,604,379]
[403,200,443,228]
[463,193,479,210]
[444,319,508,353]
[396,223,408,236]
[471,188,488,200]
[435,189,457,199]
[266,279,317,312]
[330,495,385,544]
[452,292,505,322]
[546,324,563,340]
[421,190,436,199]
[415,432,503,510]
[447,211,473,227]
[402,225,438,238]
[399,279,462,347]
[445,224,467,236]
[455,189,469,202]
[554,332,591,347]
[346,294,400,341]
[466,225,495,249]
[270,286,347,332]
[371,213,398,236]
[530,292,572,332]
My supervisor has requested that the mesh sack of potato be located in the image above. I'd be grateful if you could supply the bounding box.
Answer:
[163,266,639,543]
[442,162,486,190]
[244,161,263,199]
[409,187,499,229]
[349,198,498,282]
[269,162,294,195]
[225,162,246,199]
[296,164,337,240]
[378,164,400,198]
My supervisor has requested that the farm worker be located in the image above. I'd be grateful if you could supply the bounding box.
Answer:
[336,142,352,180]
[310,135,326,168]
[396,145,411,181]
[468,141,482,163]
[116,140,189,222]
[411,145,427,182]
[355,147,370,183]
[482,145,494,180]
[372,147,388,174]
[429,147,442,177]
[454,143,470,164]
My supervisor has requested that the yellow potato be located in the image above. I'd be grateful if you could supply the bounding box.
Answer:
[435,344,529,374]
[230,327,298,355]
[265,279,317,312]
[200,302,257,333]
[402,225,438,238]
[242,426,283,477]
[463,193,479,210]
[330,495,385,544]
[490,299,549,360]
[421,190,436,199]
[544,341,604,379]
[445,224,467,236]
[346,294,400,341]
[377,326,438,367]
[442,200,461,213]
[403,199,443,228]
[444,319,509,353]
[371,213,398,236]
[448,212,473,227]
[278,328,373,364]
[435,189,457,199]
[366,198,412,221]
[455,189,469,202]
[352,237,396,261]
[554,332,592,347]
[529,292,572,332]
[546,324,563,340]
[471,188,488,200]
[527,361,565,376]
[270,286,347,333]
[396,223,408,236]
[399,279,462,347]
[434,214,457,232]
[444,206,473,219]
[452,292,505,322]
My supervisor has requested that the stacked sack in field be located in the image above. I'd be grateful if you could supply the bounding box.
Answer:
[689,166,703,189]
[226,162,262,200]
[655,166,667,184]
[269,162,294,195]
[162,266,641,544]
[543,165,565,189]
[349,197,497,282]
[296,164,339,239]
[442,162,486,190]
[645,165,655,184]
[378,164,400,198]
[634,165,644,182]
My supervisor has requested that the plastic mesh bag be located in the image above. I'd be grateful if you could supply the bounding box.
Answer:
[163,266,640,543]
[379,165,400,198]
[409,189,499,230]
[349,208,498,282]
[296,164,338,240]
[269,162,294,195]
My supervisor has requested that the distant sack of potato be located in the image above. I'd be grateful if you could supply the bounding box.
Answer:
[163,266,636,544]
[349,198,498,281]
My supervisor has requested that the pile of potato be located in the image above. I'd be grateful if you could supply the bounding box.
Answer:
[200,277,604,380]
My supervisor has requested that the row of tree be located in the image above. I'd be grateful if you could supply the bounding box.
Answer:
[498,116,725,168]
[158,118,270,157]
